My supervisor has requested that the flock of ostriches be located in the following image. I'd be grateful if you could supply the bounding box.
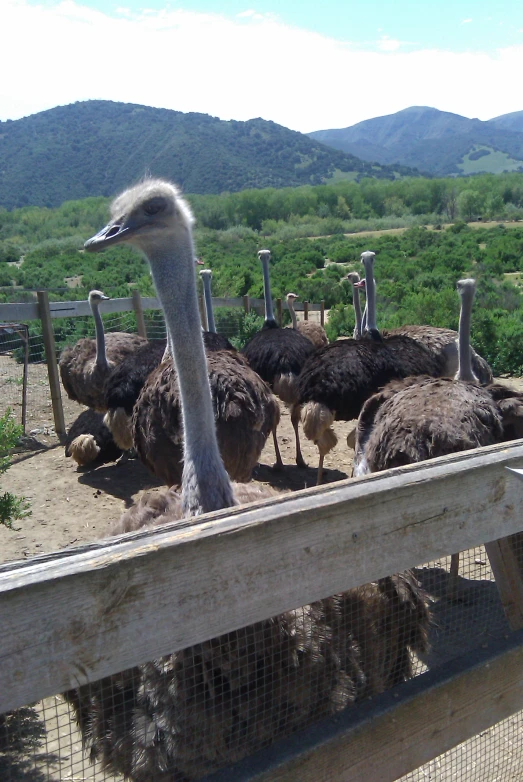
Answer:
[58,179,523,781]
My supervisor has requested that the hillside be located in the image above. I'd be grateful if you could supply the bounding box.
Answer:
[309,106,523,176]
[0,101,415,210]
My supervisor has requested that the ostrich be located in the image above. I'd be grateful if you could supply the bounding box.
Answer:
[64,408,123,467]
[103,270,232,453]
[59,290,146,411]
[297,251,450,484]
[65,178,430,780]
[241,250,315,469]
[286,292,328,348]
[351,255,493,384]
[353,278,523,595]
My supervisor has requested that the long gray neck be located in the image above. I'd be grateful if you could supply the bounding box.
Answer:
[147,233,235,516]
[91,301,108,369]
[352,286,362,339]
[288,298,298,329]
[260,254,276,324]
[362,261,377,332]
[456,288,476,382]
[201,275,216,333]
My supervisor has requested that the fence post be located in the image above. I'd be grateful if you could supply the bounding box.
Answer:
[276,298,283,327]
[320,300,325,327]
[199,296,208,330]
[132,290,147,339]
[304,301,309,321]
[243,295,250,314]
[37,291,66,438]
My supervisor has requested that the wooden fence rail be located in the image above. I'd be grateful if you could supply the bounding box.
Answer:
[0,440,522,716]
[0,295,324,324]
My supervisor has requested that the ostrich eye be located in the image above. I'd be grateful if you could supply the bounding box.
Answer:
[143,198,165,216]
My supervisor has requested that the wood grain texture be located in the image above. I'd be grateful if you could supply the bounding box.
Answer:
[0,440,522,714]
[205,630,523,782]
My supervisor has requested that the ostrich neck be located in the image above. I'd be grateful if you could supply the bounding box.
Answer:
[260,256,276,324]
[288,299,298,329]
[147,235,235,515]
[353,286,362,338]
[457,292,475,382]
[363,265,377,332]
[202,276,216,333]
[91,303,108,369]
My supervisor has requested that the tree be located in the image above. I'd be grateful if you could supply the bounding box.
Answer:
[0,410,30,528]
[457,189,484,221]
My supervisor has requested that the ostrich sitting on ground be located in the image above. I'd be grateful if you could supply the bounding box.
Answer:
[242,250,315,469]
[59,290,146,411]
[296,252,448,484]
[353,278,523,595]
[286,292,328,348]
[66,178,430,781]
[350,261,492,384]
[64,408,122,467]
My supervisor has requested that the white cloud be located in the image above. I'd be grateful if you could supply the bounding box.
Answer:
[377,35,402,52]
[1,0,523,132]
[461,18,473,24]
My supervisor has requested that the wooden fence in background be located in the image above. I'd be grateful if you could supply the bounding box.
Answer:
[0,291,325,437]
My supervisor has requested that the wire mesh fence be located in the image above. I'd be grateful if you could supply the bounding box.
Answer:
[1,538,522,781]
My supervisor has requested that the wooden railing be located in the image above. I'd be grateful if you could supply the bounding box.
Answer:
[0,441,523,781]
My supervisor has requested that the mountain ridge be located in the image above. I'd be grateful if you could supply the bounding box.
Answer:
[0,100,415,210]
[308,106,523,176]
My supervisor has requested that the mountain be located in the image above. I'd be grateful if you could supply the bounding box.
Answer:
[489,110,523,133]
[0,101,415,210]
[308,106,523,176]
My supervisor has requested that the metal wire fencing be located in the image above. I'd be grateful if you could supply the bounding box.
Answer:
[0,539,521,781]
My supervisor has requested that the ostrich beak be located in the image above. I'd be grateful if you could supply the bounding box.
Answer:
[354,280,366,289]
[84,213,142,252]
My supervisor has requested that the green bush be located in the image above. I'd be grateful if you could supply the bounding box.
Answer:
[0,410,30,528]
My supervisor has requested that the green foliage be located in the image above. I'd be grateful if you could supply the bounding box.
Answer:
[0,410,30,528]
[214,309,264,349]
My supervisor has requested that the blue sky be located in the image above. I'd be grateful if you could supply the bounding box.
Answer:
[3,0,523,130]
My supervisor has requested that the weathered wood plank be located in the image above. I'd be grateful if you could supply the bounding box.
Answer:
[0,296,323,324]
[0,441,521,714]
[205,630,523,782]
[131,289,147,338]
[37,291,65,437]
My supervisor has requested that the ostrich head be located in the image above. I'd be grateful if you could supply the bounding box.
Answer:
[199,269,213,283]
[258,249,271,263]
[88,290,110,306]
[346,272,360,286]
[85,179,195,255]
[286,292,298,302]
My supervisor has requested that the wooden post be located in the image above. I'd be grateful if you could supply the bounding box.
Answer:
[320,300,325,327]
[199,295,208,330]
[243,295,250,314]
[132,289,147,339]
[486,533,523,631]
[21,325,28,433]
[304,300,309,321]
[37,291,66,438]
[276,298,283,327]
